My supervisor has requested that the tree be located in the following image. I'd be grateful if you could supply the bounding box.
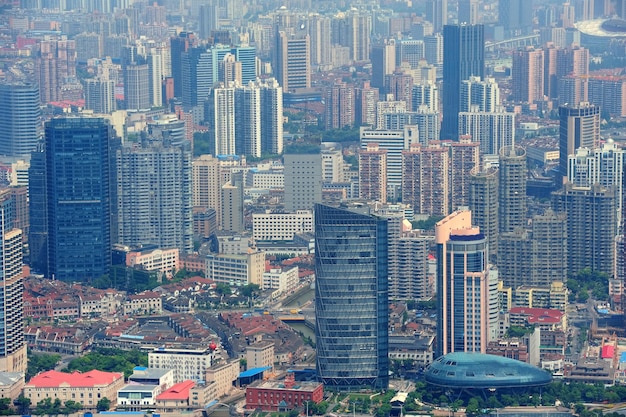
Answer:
[62,400,82,415]
[14,395,31,415]
[215,283,232,296]
[27,352,61,379]
[0,398,14,416]
[466,398,480,417]
[240,283,260,298]
[96,398,111,412]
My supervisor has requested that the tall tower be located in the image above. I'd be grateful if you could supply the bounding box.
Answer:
[459,0,479,24]
[199,2,219,39]
[84,78,115,114]
[275,31,311,92]
[402,142,449,216]
[192,154,221,227]
[427,0,448,33]
[213,84,236,155]
[0,189,27,373]
[436,211,497,356]
[450,138,480,211]
[0,83,41,157]
[235,83,261,158]
[124,63,150,110]
[314,204,389,390]
[559,103,601,179]
[371,39,396,92]
[170,32,196,98]
[44,117,113,282]
[459,76,500,113]
[116,140,193,253]
[259,78,284,155]
[442,24,484,140]
[359,143,388,203]
[512,47,545,104]
[499,0,534,35]
[498,146,528,233]
[469,166,499,258]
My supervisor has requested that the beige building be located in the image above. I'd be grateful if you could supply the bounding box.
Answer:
[123,291,162,315]
[205,359,240,398]
[24,370,124,409]
[0,372,25,401]
[246,341,275,373]
[205,251,265,287]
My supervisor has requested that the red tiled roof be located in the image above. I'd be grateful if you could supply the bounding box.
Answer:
[156,380,195,400]
[27,370,123,388]
[602,345,615,359]
[509,307,563,318]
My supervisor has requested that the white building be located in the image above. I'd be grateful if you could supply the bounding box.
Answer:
[213,84,236,155]
[126,247,180,277]
[460,76,500,113]
[321,148,345,183]
[252,210,313,241]
[458,110,515,156]
[262,266,299,293]
[117,384,161,409]
[148,347,214,383]
[205,251,265,286]
[250,170,284,189]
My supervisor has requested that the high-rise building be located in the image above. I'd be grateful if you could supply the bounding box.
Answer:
[388,230,433,301]
[559,102,600,178]
[213,84,236,155]
[124,63,150,110]
[275,31,311,92]
[512,47,545,104]
[84,78,115,114]
[259,78,284,155]
[221,175,244,233]
[199,2,219,39]
[460,76,500,113]
[371,39,396,91]
[324,82,355,130]
[385,71,414,109]
[348,12,371,62]
[552,183,617,276]
[450,138,480,212]
[35,39,77,104]
[0,83,41,158]
[314,204,389,390]
[499,0,534,35]
[436,211,497,356]
[498,210,567,290]
[412,82,439,113]
[147,52,163,107]
[235,83,261,158]
[116,140,193,253]
[284,153,322,212]
[427,0,448,32]
[44,117,113,281]
[424,34,443,71]
[192,154,221,225]
[170,32,196,98]
[588,76,626,117]
[459,0,479,24]
[498,146,528,233]
[458,110,515,155]
[308,15,332,70]
[397,39,425,69]
[442,24,484,140]
[28,145,47,276]
[0,189,27,373]
[559,75,588,107]
[359,143,388,203]
[402,142,449,216]
[382,110,440,145]
[356,83,380,126]
[468,166,499,257]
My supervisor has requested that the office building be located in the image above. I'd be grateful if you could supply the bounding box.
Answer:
[314,204,389,390]
[512,47,545,104]
[499,146,528,233]
[397,39,424,69]
[459,0,479,24]
[205,251,265,286]
[181,47,214,109]
[275,31,311,92]
[199,2,219,39]
[552,183,617,276]
[460,76,500,113]
[124,63,150,110]
[402,142,449,216]
[458,110,515,155]
[359,143,388,203]
[498,210,567,290]
[0,190,26,373]
[0,83,41,158]
[427,0,448,32]
[43,117,113,282]
[468,166,499,258]
[84,78,115,114]
[284,153,322,212]
[116,140,193,253]
[424,34,443,71]
[499,0,534,35]
[170,32,196,98]
[149,347,213,383]
[371,39,396,91]
[436,211,498,356]
[559,103,600,178]
[442,24,484,140]
[450,138,480,211]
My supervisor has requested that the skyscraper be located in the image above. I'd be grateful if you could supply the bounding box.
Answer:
[559,103,601,178]
[459,0,479,24]
[458,110,515,155]
[124,63,150,110]
[427,0,448,33]
[0,83,41,158]
[512,47,545,104]
[199,2,219,39]
[402,142,449,216]
[436,211,497,357]
[359,143,388,203]
[170,32,196,98]
[259,78,284,155]
[442,24,484,140]
[314,204,389,390]
[235,83,261,158]
[450,138,480,212]
[192,154,221,226]
[213,84,236,155]
[498,146,528,233]
[0,189,27,373]
[469,166,499,257]
[499,0,534,35]
[84,78,115,114]
[44,117,113,282]
[460,76,500,113]
[116,139,193,253]
[275,31,311,92]
[371,39,396,91]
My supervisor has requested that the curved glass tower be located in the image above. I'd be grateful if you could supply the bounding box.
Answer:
[314,204,389,390]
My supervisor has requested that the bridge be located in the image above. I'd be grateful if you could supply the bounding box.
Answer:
[485,34,540,52]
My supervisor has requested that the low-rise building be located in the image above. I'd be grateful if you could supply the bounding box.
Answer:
[128,367,174,391]
[205,251,265,287]
[24,370,124,409]
[117,384,161,410]
[148,347,214,383]
[246,342,275,374]
[509,307,566,332]
[388,334,434,366]
[252,211,313,241]
[0,372,25,400]
[205,360,239,398]
[155,380,195,412]
[262,267,299,294]
[123,291,163,315]
[245,372,323,412]
[126,247,180,278]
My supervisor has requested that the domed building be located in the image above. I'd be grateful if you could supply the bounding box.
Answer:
[424,353,553,390]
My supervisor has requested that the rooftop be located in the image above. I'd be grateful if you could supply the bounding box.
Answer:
[27,370,123,388]
[155,380,195,401]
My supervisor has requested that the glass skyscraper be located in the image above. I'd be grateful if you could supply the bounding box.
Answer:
[44,117,113,281]
[441,24,484,140]
[314,204,389,390]
[0,82,41,157]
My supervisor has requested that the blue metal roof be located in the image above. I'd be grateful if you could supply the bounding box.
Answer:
[239,366,271,378]
[425,353,552,389]
[620,352,626,363]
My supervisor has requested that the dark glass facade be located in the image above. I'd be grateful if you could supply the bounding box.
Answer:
[45,117,112,281]
[314,204,389,390]
[441,24,484,140]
